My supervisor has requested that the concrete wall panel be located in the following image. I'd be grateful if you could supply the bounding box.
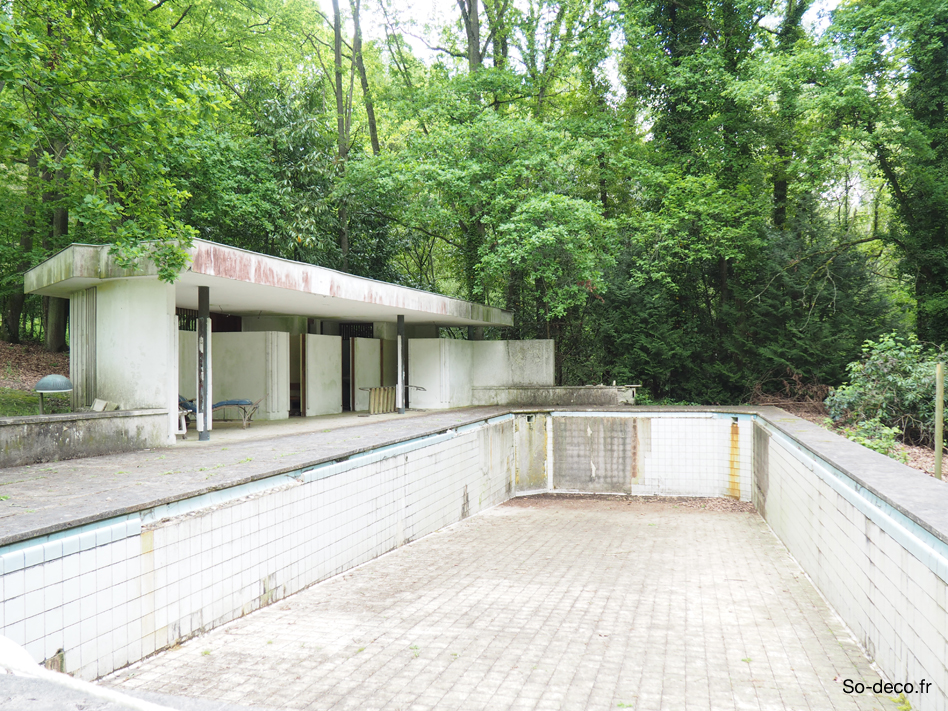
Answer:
[178,331,197,400]
[381,339,397,387]
[212,332,289,420]
[407,339,443,409]
[443,340,473,408]
[69,287,97,410]
[409,339,555,409]
[305,334,342,416]
[515,414,548,492]
[469,342,508,387]
[505,340,554,386]
[552,416,636,493]
[94,279,176,416]
[353,338,381,412]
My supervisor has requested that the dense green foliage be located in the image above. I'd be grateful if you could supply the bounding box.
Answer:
[832,416,907,463]
[2,0,943,402]
[826,333,947,445]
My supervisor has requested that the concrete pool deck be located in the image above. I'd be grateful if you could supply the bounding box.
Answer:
[102,495,895,711]
[0,407,512,546]
[0,404,781,547]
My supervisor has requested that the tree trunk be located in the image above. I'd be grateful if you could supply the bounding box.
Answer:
[350,0,380,156]
[773,145,789,229]
[485,0,509,69]
[457,0,482,72]
[42,143,69,352]
[459,211,486,301]
[598,152,609,215]
[332,0,350,270]
[45,297,68,353]
[1,296,24,344]
[1,156,39,344]
[505,269,523,340]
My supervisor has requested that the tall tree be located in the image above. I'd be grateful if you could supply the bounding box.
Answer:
[0,0,213,349]
[833,0,948,343]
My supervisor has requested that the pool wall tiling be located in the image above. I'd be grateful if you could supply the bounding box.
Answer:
[0,410,945,710]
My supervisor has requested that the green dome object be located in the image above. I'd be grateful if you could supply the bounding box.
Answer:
[35,374,73,393]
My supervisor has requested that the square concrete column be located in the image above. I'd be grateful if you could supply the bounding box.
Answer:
[397,315,405,414]
[197,286,211,441]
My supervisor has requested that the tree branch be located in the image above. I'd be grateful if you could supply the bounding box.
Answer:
[366,208,461,248]
[148,0,176,12]
[402,30,467,59]
[170,5,192,30]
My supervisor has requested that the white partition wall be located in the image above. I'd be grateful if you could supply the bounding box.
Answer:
[178,331,197,401]
[353,337,381,411]
[95,279,177,412]
[212,332,290,420]
[409,339,554,409]
[502,340,555,385]
[305,334,342,416]
[93,278,179,443]
[381,339,397,387]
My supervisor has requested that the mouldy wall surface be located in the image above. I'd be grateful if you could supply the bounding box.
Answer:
[550,413,753,500]
[753,418,948,711]
[471,386,621,407]
[305,334,342,416]
[94,279,176,412]
[0,411,168,468]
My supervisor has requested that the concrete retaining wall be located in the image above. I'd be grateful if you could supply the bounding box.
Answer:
[0,415,515,680]
[4,407,948,710]
[754,415,948,711]
[410,339,554,409]
[549,412,753,499]
[472,386,622,407]
[0,410,169,469]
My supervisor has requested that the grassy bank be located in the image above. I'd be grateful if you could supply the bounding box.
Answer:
[0,388,71,417]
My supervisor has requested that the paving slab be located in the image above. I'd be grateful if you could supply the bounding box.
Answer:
[0,675,277,711]
[102,495,897,711]
[0,407,507,546]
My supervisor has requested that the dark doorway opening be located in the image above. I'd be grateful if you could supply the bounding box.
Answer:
[339,323,373,411]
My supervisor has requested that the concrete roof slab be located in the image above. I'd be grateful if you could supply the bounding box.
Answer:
[25,240,513,327]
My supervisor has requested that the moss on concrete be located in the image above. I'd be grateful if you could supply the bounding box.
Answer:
[0,388,70,417]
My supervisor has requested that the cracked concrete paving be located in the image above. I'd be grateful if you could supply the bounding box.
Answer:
[102,496,897,711]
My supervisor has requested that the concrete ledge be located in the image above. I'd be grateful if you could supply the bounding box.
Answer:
[472,386,630,407]
[752,407,948,710]
[0,409,168,468]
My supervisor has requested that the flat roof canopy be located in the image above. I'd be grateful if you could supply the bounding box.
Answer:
[25,240,513,328]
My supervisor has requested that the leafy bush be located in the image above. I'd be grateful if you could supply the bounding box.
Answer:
[834,417,908,463]
[825,332,947,445]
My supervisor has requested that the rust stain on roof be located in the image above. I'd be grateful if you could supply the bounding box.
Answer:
[189,240,510,325]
